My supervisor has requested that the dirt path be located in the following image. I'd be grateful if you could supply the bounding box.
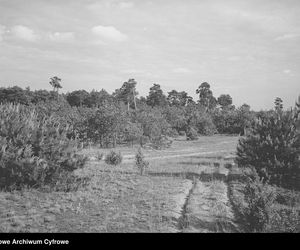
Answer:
[178,164,239,233]
[88,142,239,232]
[180,180,238,232]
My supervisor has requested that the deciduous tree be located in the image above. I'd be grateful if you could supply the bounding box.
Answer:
[196,82,217,111]
[146,83,167,107]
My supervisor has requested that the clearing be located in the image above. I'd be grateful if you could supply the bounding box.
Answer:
[0,135,242,232]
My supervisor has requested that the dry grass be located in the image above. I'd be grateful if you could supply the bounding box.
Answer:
[227,167,300,232]
[0,135,239,233]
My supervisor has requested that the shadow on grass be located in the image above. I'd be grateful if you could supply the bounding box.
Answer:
[177,161,212,166]
[188,155,224,160]
[147,171,228,182]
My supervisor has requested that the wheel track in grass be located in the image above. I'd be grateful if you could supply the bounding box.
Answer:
[178,177,198,230]
[82,138,239,232]
[0,137,240,233]
[89,152,240,233]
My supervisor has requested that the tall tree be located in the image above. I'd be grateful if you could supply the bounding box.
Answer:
[49,76,62,92]
[114,79,138,110]
[146,83,167,107]
[274,97,283,111]
[167,90,193,106]
[217,94,233,109]
[196,82,217,111]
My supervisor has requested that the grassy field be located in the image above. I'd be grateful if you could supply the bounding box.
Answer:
[0,135,298,232]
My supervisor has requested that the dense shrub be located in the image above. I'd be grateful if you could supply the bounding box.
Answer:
[186,127,198,140]
[135,107,171,141]
[162,106,186,133]
[178,130,186,136]
[236,105,300,190]
[122,122,143,146]
[212,105,254,135]
[0,86,32,105]
[268,207,300,232]
[86,104,128,147]
[195,114,217,135]
[241,173,277,232]
[167,129,179,138]
[104,151,123,165]
[0,103,87,190]
[232,169,300,232]
[150,136,173,149]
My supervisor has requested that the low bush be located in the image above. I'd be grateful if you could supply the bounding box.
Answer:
[135,148,149,175]
[186,127,198,141]
[241,173,277,232]
[96,152,104,161]
[150,136,172,149]
[167,129,179,138]
[229,167,300,232]
[178,131,186,136]
[139,135,150,147]
[268,207,300,232]
[104,151,122,165]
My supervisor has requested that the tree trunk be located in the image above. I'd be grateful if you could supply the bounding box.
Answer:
[133,88,137,110]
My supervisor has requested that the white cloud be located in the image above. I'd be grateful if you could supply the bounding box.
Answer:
[118,2,134,9]
[87,1,134,12]
[275,34,300,41]
[91,25,128,42]
[283,69,291,74]
[228,56,241,61]
[120,69,145,74]
[11,25,39,42]
[48,32,74,42]
[0,25,6,41]
[172,67,192,73]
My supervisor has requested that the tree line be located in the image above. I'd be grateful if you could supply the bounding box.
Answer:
[0,76,272,148]
[0,76,299,191]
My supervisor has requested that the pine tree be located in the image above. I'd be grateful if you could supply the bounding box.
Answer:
[236,98,300,189]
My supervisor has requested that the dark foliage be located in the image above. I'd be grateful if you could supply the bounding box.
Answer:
[0,103,87,190]
[105,151,123,165]
[236,103,300,190]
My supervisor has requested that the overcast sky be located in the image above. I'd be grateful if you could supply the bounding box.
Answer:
[0,0,299,110]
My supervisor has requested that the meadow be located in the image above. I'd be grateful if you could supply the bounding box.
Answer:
[1,135,298,233]
[0,83,299,233]
[0,135,238,232]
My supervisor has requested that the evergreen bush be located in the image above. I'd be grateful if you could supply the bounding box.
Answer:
[186,127,198,141]
[104,151,123,165]
[236,101,300,189]
[0,103,87,190]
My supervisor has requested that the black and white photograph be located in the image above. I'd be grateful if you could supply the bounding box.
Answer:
[0,0,299,237]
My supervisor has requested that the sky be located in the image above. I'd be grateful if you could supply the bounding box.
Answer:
[0,0,299,110]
